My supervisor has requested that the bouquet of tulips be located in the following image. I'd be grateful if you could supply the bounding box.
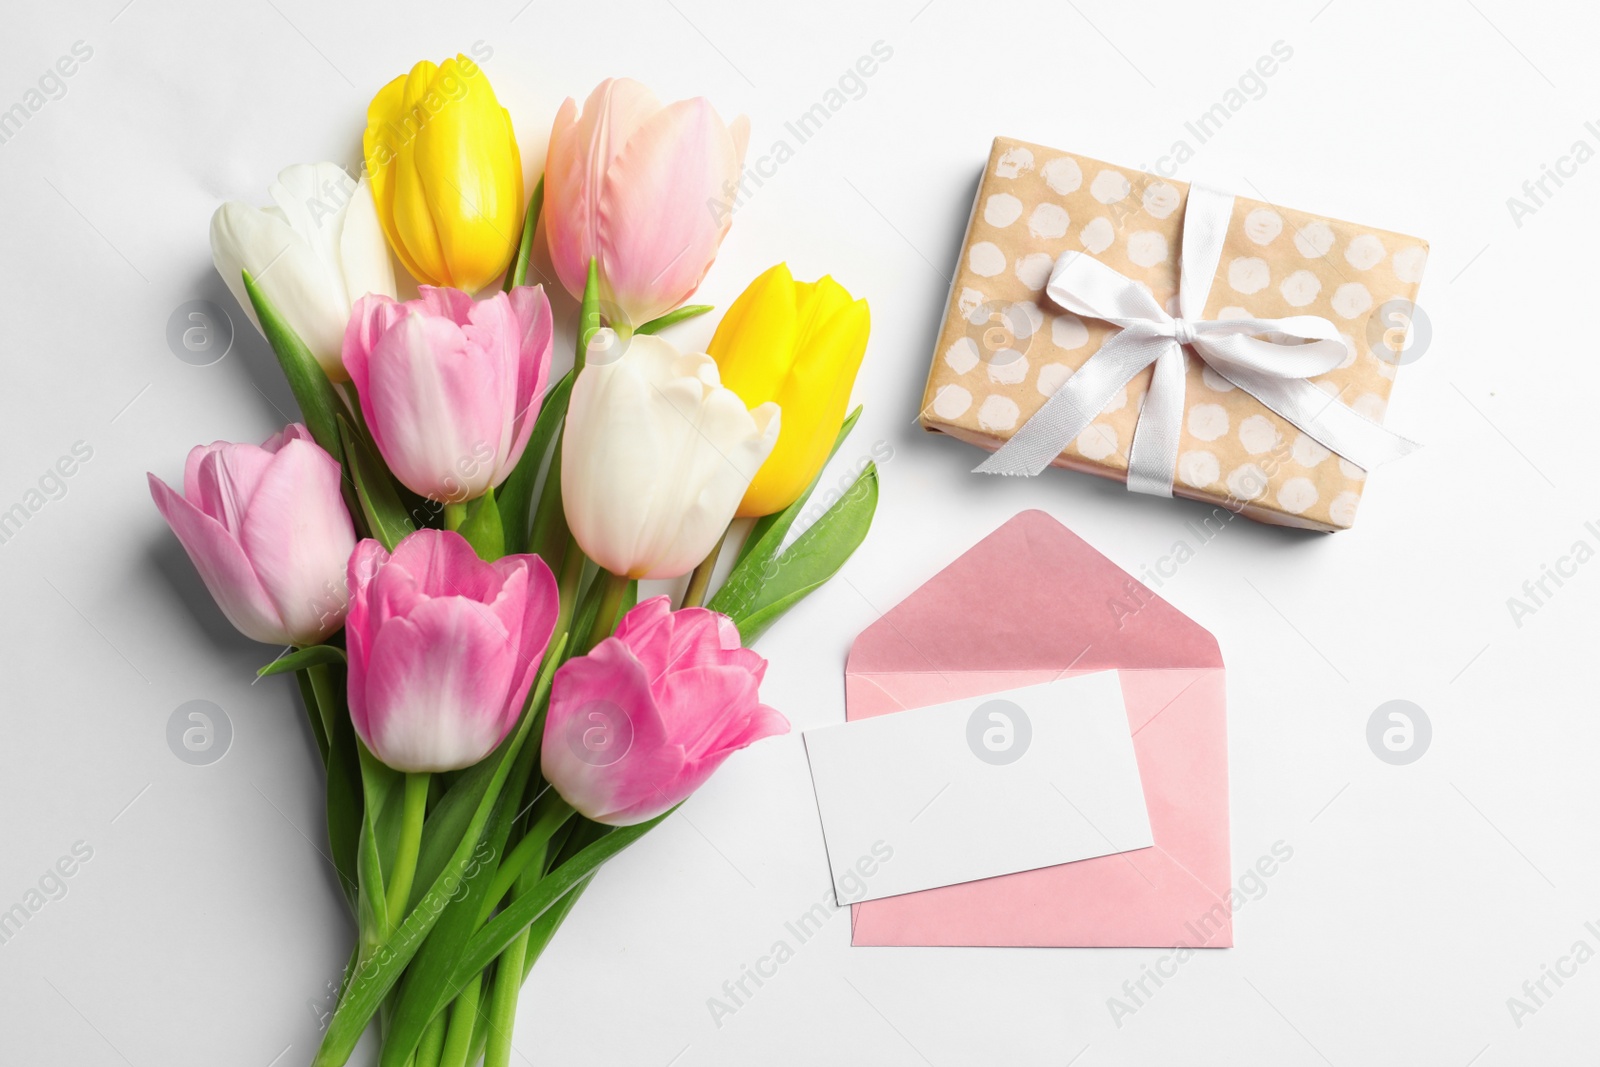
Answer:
[149,58,876,1067]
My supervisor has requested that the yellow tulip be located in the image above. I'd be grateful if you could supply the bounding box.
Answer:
[709,264,870,517]
[363,56,522,292]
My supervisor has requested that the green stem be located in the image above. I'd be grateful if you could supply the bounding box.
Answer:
[578,257,601,363]
[414,1010,446,1067]
[294,667,330,766]
[383,772,430,935]
[585,570,631,651]
[442,502,468,531]
[479,798,575,921]
[305,662,342,754]
[680,527,729,609]
[437,972,482,1067]
[552,531,586,646]
[483,937,529,1067]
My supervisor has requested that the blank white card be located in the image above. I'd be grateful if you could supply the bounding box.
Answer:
[803,671,1153,904]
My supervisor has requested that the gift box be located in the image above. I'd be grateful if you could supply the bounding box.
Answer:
[919,136,1429,531]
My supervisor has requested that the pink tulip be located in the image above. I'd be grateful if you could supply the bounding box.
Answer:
[148,424,355,646]
[544,78,749,327]
[345,530,559,772]
[541,596,787,826]
[342,285,553,503]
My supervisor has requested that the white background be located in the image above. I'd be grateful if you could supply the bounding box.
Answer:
[1,0,1595,1064]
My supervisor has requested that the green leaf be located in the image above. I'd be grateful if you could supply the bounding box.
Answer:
[258,644,347,679]
[354,742,400,961]
[723,463,878,645]
[457,490,505,562]
[516,818,607,982]
[449,810,673,987]
[322,680,363,913]
[241,271,345,461]
[313,636,567,1067]
[714,406,862,612]
[502,175,544,293]
[498,369,574,555]
[528,443,569,567]
[636,304,713,335]
[519,873,593,982]
[337,416,415,551]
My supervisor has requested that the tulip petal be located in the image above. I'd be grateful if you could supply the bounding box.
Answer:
[362,74,427,280]
[610,595,675,673]
[384,527,503,604]
[149,473,288,645]
[389,61,454,286]
[416,284,476,326]
[210,199,346,378]
[596,97,743,324]
[410,57,522,293]
[343,538,390,737]
[488,552,560,713]
[341,293,407,390]
[708,263,799,404]
[363,311,504,500]
[360,594,521,772]
[505,284,554,420]
[739,294,869,516]
[238,438,357,644]
[339,175,399,310]
[657,661,775,759]
[561,334,778,579]
[543,638,682,824]
[543,79,663,301]
[185,440,275,526]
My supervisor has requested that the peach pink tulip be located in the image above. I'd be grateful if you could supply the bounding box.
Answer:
[543,78,749,327]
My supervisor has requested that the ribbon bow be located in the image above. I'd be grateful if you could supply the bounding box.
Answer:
[974,184,1418,495]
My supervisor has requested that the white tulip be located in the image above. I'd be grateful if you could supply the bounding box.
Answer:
[210,162,397,381]
[562,329,780,580]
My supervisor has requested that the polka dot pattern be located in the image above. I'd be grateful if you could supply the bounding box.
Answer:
[921,137,1430,530]
[1081,218,1114,254]
[969,242,1006,277]
[1178,450,1220,488]
[1127,231,1168,267]
[1015,252,1053,289]
[1090,170,1131,204]
[1028,203,1070,240]
[977,394,1020,431]
[1244,209,1282,245]
[1042,156,1082,195]
[1228,258,1270,295]
[984,194,1023,228]
[1279,270,1320,307]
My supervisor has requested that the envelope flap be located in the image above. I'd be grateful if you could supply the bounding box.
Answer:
[847,510,1220,677]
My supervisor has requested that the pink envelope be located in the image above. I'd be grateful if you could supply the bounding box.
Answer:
[845,510,1231,947]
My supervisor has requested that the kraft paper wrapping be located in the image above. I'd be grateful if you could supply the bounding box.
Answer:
[919,136,1429,531]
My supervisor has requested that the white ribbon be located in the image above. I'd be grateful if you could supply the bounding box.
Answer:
[974,184,1418,494]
